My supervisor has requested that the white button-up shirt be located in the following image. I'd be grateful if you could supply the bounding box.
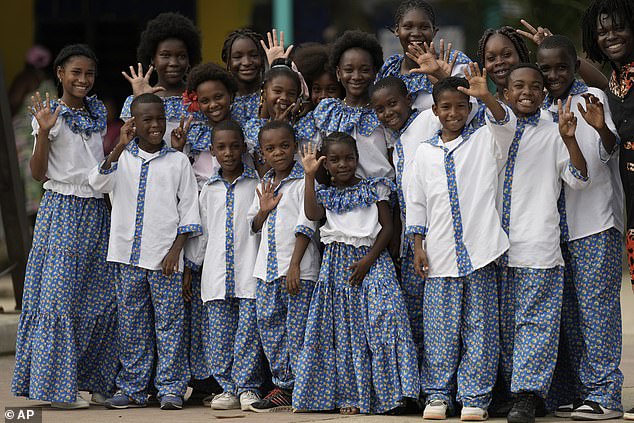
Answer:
[405,117,511,278]
[89,140,201,271]
[542,84,623,241]
[248,161,320,282]
[185,166,261,301]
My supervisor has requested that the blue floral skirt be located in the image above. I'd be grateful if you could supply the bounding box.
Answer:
[12,191,118,402]
[183,268,212,380]
[293,242,420,413]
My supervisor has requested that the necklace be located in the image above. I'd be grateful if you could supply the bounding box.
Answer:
[59,99,86,112]
[343,98,371,109]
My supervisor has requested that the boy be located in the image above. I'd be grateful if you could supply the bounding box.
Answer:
[537,35,623,420]
[488,63,589,423]
[246,121,320,412]
[89,93,201,410]
[183,120,263,411]
[405,68,511,421]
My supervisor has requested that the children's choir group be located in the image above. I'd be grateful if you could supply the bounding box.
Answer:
[10,1,634,422]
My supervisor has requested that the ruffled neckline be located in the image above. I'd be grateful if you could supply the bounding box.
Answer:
[231,91,261,127]
[50,95,106,135]
[317,177,395,214]
[295,111,318,140]
[120,94,197,121]
[186,121,212,152]
[313,98,380,137]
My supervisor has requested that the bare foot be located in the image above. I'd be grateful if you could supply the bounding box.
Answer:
[340,406,360,415]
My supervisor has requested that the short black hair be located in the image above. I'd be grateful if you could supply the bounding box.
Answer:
[370,75,409,99]
[221,28,266,77]
[507,63,545,86]
[321,131,359,158]
[258,120,296,146]
[394,0,436,27]
[212,119,244,142]
[477,26,530,64]
[293,43,333,84]
[186,62,238,96]
[330,30,384,72]
[130,93,164,115]
[582,0,634,64]
[539,34,578,64]
[432,76,469,103]
[137,12,202,68]
[53,44,98,70]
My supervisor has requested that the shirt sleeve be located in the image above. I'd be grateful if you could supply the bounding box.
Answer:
[294,180,318,238]
[557,137,590,190]
[88,159,118,193]
[176,156,202,236]
[486,102,516,163]
[247,183,262,234]
[184,185,210,270]
[596,90,620,163]
[404,151,428,237]
[31,114,63,141]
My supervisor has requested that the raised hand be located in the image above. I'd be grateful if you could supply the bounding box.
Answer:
[516,19,553,46]
[118,117,136,147]
[406,41,443,78]
[436,39,458,79]
[577,93,606,130]
[260,29,294,65]
[457,62,490,99]
[171,115,194,151]
[121,63,166,97]
[256,180,283,214]
[31,92,61,132]
[270,101,297,121]
[301,143,325,177]
[558,97,578,139]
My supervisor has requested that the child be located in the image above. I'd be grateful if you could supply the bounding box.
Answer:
[89,93,201,410]
[293,134,419,415]
[369,76,430,362]
[244,59,319,175]
[582,1,634,417]
[292,42,343,108]
[246,121,320,412]
[183,120,263,411]
[180,62,238,185]
[489,63,589,423]
[120,12,202,147]
[222,28,267,127]
[537,35,623,420]
[314,30,394,180]
[377,0,472,111]
[405,71,510,421]
[12,43,118,409]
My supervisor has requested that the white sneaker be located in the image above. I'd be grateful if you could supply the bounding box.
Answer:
[571,401,623,420]
[91,392,107,405]
[51,392,90,409]
[461,406,488,421]
[240,391,261,411]
[423,399,448,420]
[210,391,240,410]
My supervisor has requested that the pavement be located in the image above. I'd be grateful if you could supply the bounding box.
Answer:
[1,277,634,422]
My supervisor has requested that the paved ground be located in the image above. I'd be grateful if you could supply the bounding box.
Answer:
[1,278,634,422]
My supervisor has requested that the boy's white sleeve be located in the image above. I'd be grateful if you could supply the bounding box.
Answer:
[595,90,620,162]
[184,186,209,271]
[557,136,590,191]
[294,180,319,239]
[247,184,262,234]
[88,159,119,194]
[176,157,203,236]
[486,102,517,157]
[405,151,428,238]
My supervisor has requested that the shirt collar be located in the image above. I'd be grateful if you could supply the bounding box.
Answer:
[207,164,258,185]
[424,125,477,153]
[263,160,304,189]
[517,110,541,126]
[543,79,588,110]
[126,138,174,160]
[399,109,421,135]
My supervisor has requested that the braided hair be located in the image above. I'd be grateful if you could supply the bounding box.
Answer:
[54,43,98,71]
[394,0,436,27]
[221,28,267,78]
[582,0,634,65]
[477,26,530,64]
[321,131,359,159]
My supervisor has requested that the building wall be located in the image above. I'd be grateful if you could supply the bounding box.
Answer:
[198,0,254,64]
[0,1,34,87]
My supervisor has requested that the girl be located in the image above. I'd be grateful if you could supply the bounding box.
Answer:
[11,44,118,409]
[244,59,318,175]
[377,0,472,111]
[293,134,419,415]
[314,30,394,180]
[293,42,343,108]
[181,62,238,185]
[120,12,202,147]
[221,28,267,127]
[582,3,634,418]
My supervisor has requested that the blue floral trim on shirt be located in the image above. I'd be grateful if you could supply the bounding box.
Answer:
[120,95,190,121]
[244,117,269,144]
[295,111,318,140]
[405,225,428,237]
[376,51,472,97]
[184,258,201,272]
[98,161,118,174]
[207,164,258,185]
[392,110,421,216]
[568,162,589,182]
[295,224,315,238]
[49,95,107,136]
[316,177,395,214]
[178,223,203,236]
[231,91,261,127]
[313,98,380,137]
[542,80,589,112]
[186,121,213,153]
